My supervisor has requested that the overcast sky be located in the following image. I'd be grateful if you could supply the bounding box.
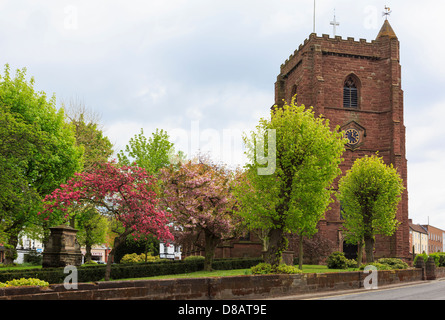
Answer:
[1,0,444,230]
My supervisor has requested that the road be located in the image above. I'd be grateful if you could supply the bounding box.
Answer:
[305,280,445,300]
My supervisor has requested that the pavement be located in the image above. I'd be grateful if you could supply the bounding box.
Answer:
[265,280,436,300]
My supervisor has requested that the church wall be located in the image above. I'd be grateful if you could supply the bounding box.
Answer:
[274,28,410,262]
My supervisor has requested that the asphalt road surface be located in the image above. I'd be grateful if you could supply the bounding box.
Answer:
[307,280,445,300]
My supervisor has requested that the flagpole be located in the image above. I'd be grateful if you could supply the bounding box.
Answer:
[313,0,316,33]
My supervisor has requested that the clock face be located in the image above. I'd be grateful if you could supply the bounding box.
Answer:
[345,128,360,146]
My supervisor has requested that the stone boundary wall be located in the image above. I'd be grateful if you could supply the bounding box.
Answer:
[0,267,437,300]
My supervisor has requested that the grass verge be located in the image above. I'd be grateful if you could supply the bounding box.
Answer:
[118,264,360,281]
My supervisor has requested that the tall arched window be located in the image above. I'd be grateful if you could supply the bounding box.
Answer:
[343,75,359,108]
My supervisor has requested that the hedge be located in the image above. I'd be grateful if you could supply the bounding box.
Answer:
[414,252,445,267]
[0,257,263,284]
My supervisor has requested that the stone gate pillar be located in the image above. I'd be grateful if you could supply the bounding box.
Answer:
[42,225,82,268]
[426,256,437,281]
[415,256,426,280]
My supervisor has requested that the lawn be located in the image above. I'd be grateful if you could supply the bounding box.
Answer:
[302,265,359,273]
[120,264,359,281]
[0,264,41,271]
[125,268,252,280]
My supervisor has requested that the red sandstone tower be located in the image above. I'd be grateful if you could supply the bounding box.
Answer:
[273,20,410,261]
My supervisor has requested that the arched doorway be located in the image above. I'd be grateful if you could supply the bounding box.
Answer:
[343,241,358,260]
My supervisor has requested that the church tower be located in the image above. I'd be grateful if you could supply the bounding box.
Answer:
[273,20,410,261]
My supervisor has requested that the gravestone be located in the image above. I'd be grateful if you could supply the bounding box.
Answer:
[42,225,82,268]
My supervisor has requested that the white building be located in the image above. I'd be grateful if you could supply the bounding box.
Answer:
[409,221,428,255]
[14,234,44,264]
[159,242,182,260]
[159,221,182,260]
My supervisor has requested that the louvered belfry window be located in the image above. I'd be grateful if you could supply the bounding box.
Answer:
[343,76,358,108]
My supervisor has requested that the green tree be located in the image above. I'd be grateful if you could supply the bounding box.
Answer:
[117,128,184,177]
[337,154,404,263]
[0,65,83,196]
[234,99,346,268]
[0,107,45,262]
[75,206,108,263]
[0,65,83,263]
[63,97,113,172]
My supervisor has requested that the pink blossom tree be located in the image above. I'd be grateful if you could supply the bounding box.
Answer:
[160,157,241,271]
[40,161,173,281]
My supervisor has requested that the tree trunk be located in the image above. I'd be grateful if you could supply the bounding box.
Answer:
[69,216,76,228]
[264,228,287,266]
[104,248,115,281]
[298,235,304,270]
[85,243,92,263]
[104,230,131,281]
[204,231,217,271]
[84,225,93,263]
[144,242,149,263]
[362,206,375,263]
[364,236,375,263]
[4,236,19,265]
[257,228,270,252]
[356,241,364,268]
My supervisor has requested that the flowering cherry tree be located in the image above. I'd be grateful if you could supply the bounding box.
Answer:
[40,161,173,280]
[160,157,241,271]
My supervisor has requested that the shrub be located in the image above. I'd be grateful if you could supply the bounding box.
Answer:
[359,258,409,271]
[24,252,42,266]
[80,260,98,267]
[120,253,160,264]
[427,253,445,267]
[376,258,408,270]
[273,264,302,274]
[250,263,302,275]
[251,263,273,275]
[413,253,429,266]
[326,251,356,269]
[184,256,205,262]
[439,254,445,267]
[120,253,142,264]
[0,278,49,288]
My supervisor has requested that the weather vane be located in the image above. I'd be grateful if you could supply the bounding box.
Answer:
[383,6,392,20]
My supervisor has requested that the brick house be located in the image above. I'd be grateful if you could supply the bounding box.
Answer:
[273,19,410,262]
[409,220,428,255]
[421,224,444,254]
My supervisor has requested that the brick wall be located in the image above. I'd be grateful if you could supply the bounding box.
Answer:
[0,268,432,300]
